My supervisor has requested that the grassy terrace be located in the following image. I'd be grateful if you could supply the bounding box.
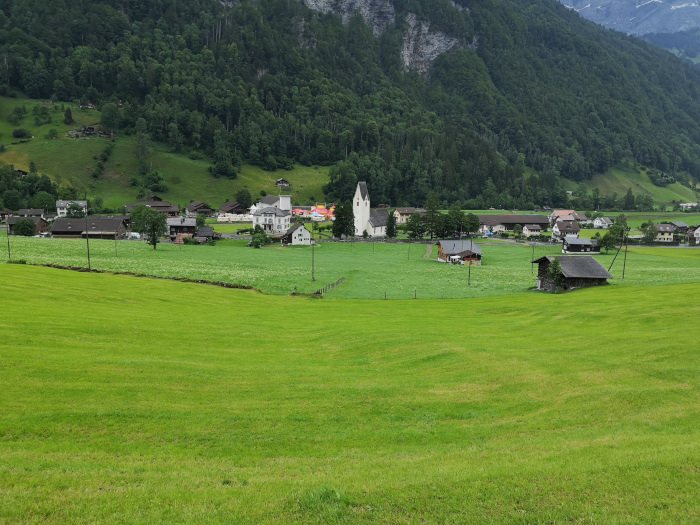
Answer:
[1,264,699,523]
[3,231,700,299]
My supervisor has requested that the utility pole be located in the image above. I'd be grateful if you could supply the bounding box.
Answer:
[311,221,315,282]
[408,241,411,261]
[5,225,10,261]
[468,234,472,286]
[531,242,535,274]
[622,229,629,282]
[114,232,118,257]
[85,213,91,270]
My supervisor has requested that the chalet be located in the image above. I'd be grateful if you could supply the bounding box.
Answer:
[593,217,614,229]
[655,224,675,242]
[478,214,549,234]
[276,178,291,188]
[252,194,292,214]
[50,217,127,239]
[694,226,700,244]
[219,201,249,215]
[562,237,600,254]
[195,226,217,243]
[670,221,689,234]
[352,182,388,237]
[552,220,580,241]
[17,208,46,219]
[125,201,180,217]
[533,256,612,292]
[522,224,542,238]
[679,202,698,210]
[393,207,426,225]
[281,223,312,246]
[437,239,482,265]
[0,209,12,221]
[167,217,197,239]
[185,201,215,217]
[252,207,291,234]
[8,216,50,235]
[56,200,88,218]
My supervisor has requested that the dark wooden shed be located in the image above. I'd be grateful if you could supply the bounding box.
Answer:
[533,255,612,292]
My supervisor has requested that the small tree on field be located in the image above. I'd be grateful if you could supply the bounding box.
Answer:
[641,222,657,244]
[66,202,86,218]
[14,218,36,236]
[131,205,167,250]
[546,257,565,291]
[386,210,397,238]
[196,213,207,228]
[63,107,74,125]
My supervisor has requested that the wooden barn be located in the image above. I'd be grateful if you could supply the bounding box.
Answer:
[437,240,482,265]
[533,256,612,292]
[562,237,600,254]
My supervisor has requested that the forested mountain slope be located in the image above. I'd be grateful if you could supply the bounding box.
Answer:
[1,0,700,208]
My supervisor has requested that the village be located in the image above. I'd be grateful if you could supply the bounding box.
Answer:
[3,180,700,295]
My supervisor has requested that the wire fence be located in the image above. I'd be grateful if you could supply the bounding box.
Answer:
[315,277,345,295]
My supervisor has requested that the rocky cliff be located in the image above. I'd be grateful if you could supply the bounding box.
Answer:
[401,13,461,75]
[301,0,464,74]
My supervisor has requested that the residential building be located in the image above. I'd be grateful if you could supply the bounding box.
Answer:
[8,216,50,234]
[533,255,613,292]
[125,201,180,217]
[17,208,46,219]
[522,224,542,237]
[552,220,580,241]
[655,224,675,242]
[393,207,426,225]
[56,200,88,218]
[562,237,600,254]
[185,201,215,217]
[167,217,197,239]
[478,214,549,234]
[281,223,312,245]
[252,207,291,234]
[593,217,614,229]
[50,217,127,239]
[437,240,482,265]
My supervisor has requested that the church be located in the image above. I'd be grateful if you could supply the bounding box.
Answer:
[353,181,388,237]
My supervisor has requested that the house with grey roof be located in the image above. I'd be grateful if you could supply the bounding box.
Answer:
[562,237,600,254]
[56,200,88,218]
[655,224,675,242]
[281,223,311,245]
[552,220,580,241]
[593,217,614,229]
[252,206,291,234]
[51,217,127,239]
[437,240,483,265]
[533,255,612,292]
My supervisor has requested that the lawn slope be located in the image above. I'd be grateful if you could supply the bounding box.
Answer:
[0,96,329,208]
[1,265,699,523]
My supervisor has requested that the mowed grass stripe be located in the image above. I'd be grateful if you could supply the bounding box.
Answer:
[0,265,699,523]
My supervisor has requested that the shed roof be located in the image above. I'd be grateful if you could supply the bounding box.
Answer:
[563,237,593,246]
[17,208,45,216]
[167,217,197,227]
[533,256,612,279]
[479,214,549,227]
[51,217,125,234]
[56,200,87,208]
[556,220,580,232]
[439,240,483,256]
[196,226,214,237]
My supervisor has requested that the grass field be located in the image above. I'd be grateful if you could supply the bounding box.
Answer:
[563,165,699,204]
[4,231,700,299]
[1,264,699,523]
[0,95,330,209]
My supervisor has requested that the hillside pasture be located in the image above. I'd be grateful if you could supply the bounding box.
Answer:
[0,264,699,523]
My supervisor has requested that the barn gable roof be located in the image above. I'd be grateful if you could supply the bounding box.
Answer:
[533,256,612,279]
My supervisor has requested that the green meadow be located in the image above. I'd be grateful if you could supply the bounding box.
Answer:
[0,95,329,209]
[4,231,700,298]
[1,264,699,523]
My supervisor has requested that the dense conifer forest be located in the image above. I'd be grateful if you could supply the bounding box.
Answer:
[1,0,700,207]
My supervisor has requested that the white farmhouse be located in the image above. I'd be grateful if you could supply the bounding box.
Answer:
[56,200,88,218]
[353,181,388,237]
[252,207,291,234]
[281,223,311,245]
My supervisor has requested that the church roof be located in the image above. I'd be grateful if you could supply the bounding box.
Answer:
[368,209,388,227]
[358,181,369,200]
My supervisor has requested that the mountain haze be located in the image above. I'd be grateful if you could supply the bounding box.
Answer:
[1,0,700,209]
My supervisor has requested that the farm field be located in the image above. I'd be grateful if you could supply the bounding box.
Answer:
[1,264,699,523]
[4,231,700,299]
